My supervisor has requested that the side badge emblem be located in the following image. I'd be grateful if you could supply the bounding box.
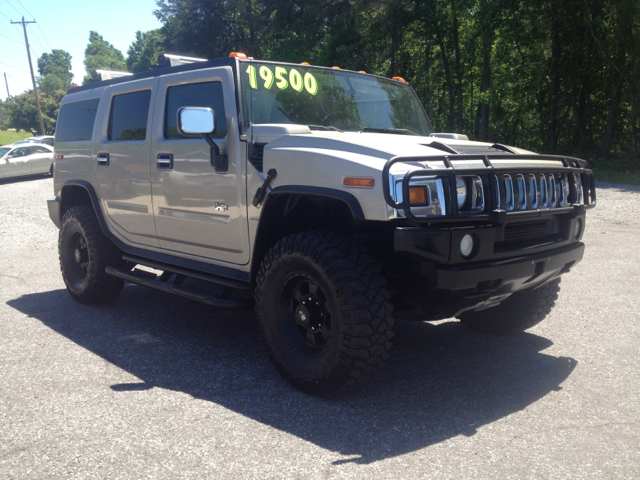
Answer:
[214,202,229,212]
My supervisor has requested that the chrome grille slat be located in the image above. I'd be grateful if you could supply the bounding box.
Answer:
[493,170,594,212]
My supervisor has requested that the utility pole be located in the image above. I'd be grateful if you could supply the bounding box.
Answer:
[4,73,9,98]
[11,16,45,136]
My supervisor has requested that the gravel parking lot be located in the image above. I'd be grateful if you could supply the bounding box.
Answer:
[1,175,639,479]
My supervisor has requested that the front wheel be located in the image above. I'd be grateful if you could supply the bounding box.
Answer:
[255,232,394,395]
[458,278,561,334]
[59,205,124,304]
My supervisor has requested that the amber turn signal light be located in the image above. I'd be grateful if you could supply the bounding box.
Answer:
[343,177,374,188]
[409,186,429,205]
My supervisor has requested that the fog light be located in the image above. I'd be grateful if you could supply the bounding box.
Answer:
[460,234,474,258]
[575,218,583,240]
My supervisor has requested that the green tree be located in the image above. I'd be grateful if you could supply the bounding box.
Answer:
[83,31,127,83]
[127,29,165,73]
[4,89,64,135]
[37,73,65,96]
[37,50,73,89]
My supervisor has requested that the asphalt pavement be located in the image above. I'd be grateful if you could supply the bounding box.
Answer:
[0,175,638,479]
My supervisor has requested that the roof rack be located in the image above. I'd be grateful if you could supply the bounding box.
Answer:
[156,54,208,68]
[92,70,134,81]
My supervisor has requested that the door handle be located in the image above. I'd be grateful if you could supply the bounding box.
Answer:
[157,153,173,169]
[97,153,109,166]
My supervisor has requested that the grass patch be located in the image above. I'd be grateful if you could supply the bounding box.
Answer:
[0,130,32,146]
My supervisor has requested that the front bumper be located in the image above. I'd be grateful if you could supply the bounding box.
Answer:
[393,215,586,319]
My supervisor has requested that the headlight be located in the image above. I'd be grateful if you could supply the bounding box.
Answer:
[456,177,467,208]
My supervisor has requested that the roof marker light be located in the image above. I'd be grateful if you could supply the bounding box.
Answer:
[359,71,366,73]
[332,66,341,69]
[229,52,247,59]
[300,62,310,65]
[392,76,407,83]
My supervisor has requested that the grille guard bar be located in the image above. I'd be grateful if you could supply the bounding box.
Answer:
[382,153,596,225]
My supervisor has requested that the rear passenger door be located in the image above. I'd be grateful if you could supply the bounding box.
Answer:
[150,67,249,265]
[94,79,159,247]
[26,145,52,174]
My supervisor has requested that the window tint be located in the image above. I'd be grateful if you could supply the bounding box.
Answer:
[12,148,28,157]
[109,90,152,141]
[55,98,100,142]
[164,82,227,139]
[30,146,50,153]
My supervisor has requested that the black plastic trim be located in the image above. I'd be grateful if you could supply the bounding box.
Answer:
[61,180,110,236]
[269,185,365,219]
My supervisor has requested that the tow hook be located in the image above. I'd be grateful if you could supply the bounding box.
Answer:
[252,168,277,207]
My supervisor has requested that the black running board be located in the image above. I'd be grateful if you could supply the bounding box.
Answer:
[105,266,245,308]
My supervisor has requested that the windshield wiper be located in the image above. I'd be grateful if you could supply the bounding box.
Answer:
[308,125,344,132]
[362,127,419,136]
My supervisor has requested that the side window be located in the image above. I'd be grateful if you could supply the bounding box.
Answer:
[55,98,100,142]
[13,148,27,157]
[109,90,152,141]
[164,82,227,139]
[33,146,49,153]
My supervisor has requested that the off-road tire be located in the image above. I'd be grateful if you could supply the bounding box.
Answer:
[458,278,561,334]
[59,205,124,304]
[255,231,394,395]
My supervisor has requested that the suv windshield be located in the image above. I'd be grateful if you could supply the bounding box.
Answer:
[0,147,10,158]
[241,61,433,136]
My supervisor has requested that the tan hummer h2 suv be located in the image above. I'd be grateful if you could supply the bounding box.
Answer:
[48,53,596,395]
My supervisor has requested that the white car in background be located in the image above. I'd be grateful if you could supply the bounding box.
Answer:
[0,144,54,181]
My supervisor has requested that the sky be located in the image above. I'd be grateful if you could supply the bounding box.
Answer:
[0,0,163,101]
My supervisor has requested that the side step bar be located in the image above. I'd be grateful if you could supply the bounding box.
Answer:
[121,255,252,291]
[105,266,246,308]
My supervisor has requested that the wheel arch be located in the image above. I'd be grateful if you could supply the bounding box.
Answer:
[250,186,365,284]
[59,180,109,237]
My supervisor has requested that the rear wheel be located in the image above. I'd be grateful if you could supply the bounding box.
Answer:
[458,279,561,334]
[59,205,124,304]
[255,231,394,395]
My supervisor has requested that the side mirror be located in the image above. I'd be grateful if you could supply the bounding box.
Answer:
[178,107,216,135]
[177,107,227,172]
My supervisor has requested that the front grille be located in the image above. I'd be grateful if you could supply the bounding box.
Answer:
[502,222,547,244]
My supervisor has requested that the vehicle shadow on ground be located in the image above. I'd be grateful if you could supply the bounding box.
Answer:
[0,174,52,185]
[8,286,576,464]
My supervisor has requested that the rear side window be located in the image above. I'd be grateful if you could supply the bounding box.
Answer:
[164,82,227,139]
[109,90,152,141]
[55,98,100,142]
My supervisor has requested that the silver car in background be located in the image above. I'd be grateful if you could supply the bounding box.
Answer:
[0,144,54,180]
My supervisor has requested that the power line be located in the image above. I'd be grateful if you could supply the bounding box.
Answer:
[0,10,11,19]
[14,0,32,18]
[5,0,22,16]
[12,0,52,51]
[0,59,29,74]
[0,32,23,44]
[27,24,46,54]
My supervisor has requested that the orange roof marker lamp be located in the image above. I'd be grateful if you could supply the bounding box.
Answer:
[229,52,248,59]
[392,76,407,83]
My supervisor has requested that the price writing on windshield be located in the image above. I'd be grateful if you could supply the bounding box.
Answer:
[246,65,318,95]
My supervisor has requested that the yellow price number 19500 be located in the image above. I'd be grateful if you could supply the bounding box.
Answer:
[246,65,318,95]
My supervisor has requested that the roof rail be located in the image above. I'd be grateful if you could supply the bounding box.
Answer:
[92,70,134,81]
[156,54,208,68]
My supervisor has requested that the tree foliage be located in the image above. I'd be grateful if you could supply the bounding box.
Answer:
[83,31,127,84]
[3,89,64,135]
[150,0,639,156]
[37,50,73,90]
[127,29,165,73]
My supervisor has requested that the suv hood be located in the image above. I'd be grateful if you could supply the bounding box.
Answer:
[250,124,535,166]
